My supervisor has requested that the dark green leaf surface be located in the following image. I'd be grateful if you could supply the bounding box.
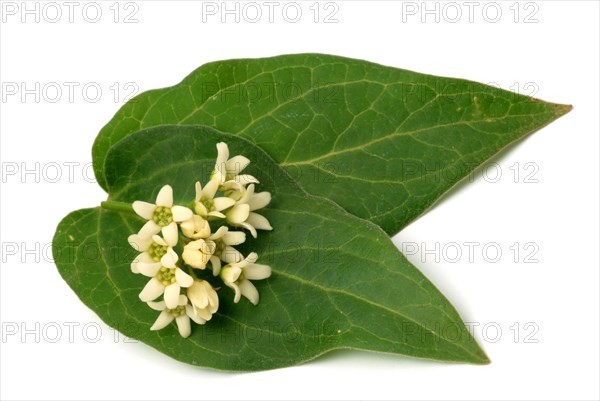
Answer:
[55,125,488,370]
[92,54,571,235]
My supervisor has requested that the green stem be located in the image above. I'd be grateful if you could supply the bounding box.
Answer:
[101,201,135,214]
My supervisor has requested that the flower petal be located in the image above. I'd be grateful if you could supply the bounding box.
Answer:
[160,248,179,268]
[244,252,259,264]
[155,185,173,207]
[131,252,153,274]
[222,231,246,246]
[207,287,219,312]
[227,204,250,224]
[208,226,228,240]
[128,234,153,251]
[210,255,221,276]
[183,249,205,269]
[175,315,191,338]
[197,306,214,321]
[215,142,230,175]
[147,300,166,311]
[195,202,208,217]
[244,263,272,280]
[239,222,257,239]
[176,268,194,288]
[137,261,161,277]
[150,310,174,331]
[187,239,205,250]
[207,211,226,219]
[226,155,250,175]
[161,222,178,247]
[238,279,259,305]
[222,246,243,264]
[184,215,210,239]
[194,181,202,202]
[212,197,235,212]
[186,305,206,325]
[139,278,165,302]
[246,212,273,231]
[132,201,155,220]
[248,192,271,211]
[138,220,161,238]
[231,283,241,303]
[203,240,217,256]
[164,284,181,309]
[171,205,193,222]
[221,266,242,284]
[237,174,259,185]
[203,174,221,199]
[238,184,254,204]
[189,283,208,308]
[220,180,243,195]
[151,234,166,247]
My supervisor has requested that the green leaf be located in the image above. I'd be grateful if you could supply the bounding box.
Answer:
[55,125,488,371]
[92,54,571,235]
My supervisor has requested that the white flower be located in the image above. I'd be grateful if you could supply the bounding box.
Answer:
[220,180,245,202]
[137,251,194,309]
[214,142,259,186]
[128,233,178,274]
[187,280,219,322]
[225,184,272,238]
[148,295,205,338]
[180,214,211,239]
[220,252,271,305]
[182,238,215,270]
[132,185,193,244]
[194,176,235,219]
[205,226,246,275]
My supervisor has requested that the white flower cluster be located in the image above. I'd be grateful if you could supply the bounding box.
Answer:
[127,143,272,338]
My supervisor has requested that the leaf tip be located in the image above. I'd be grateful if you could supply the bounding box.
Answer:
[553,103,573,117]
[474,353,491,365]
[468,346,491,365]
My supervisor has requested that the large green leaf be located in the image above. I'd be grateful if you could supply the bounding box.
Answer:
[55,125,488,370]
[92,54,571,235]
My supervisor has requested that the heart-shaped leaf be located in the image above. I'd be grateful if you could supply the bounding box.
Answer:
[92,54,570,235]
[55,125,488,370]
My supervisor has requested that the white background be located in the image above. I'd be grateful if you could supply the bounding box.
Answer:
[1,1,598,400]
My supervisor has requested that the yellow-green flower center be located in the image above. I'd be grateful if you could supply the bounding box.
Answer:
[168,305,186,317]
[214,239,226,255]
[224,189,242,201]
[157,266,177,286]
[200,197,214,211]
[152,206,173,226]
[148,243,168,262]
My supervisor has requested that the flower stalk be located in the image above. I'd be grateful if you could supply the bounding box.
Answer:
[101,200,135,213]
